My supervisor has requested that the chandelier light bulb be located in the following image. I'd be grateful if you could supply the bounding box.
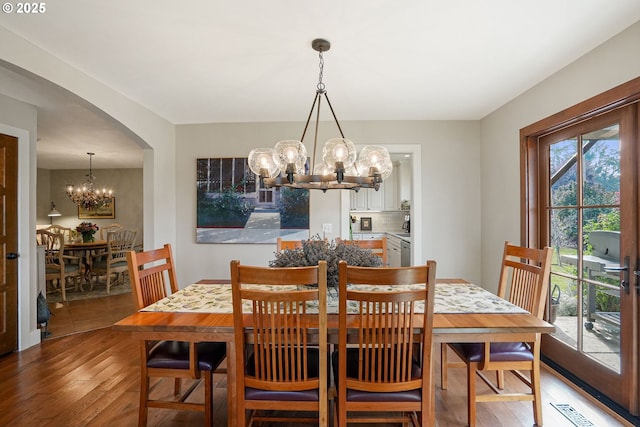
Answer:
[322,138,356,169]
[273,140,307,174]
[248,148,280,178]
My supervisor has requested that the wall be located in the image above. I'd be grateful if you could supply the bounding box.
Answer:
[36,168,144,243]
[480,21,640,293]
[0,26,176,350]
[175,120,481,286]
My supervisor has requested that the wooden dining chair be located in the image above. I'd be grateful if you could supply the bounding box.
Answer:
[440,242,553,427]
[127,244,226,426]
[337,237,388,265]
[333,259,437,427]
[44,224,73,243]
[90,228,137,293]
[36,229,83,301]
[99,223,122,240]
[275,237,303,252]
[230,260,328,427]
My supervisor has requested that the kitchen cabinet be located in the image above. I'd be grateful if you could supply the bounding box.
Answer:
[349,166,398,210]
[387,234,401,267]
[351,233,384,240]
[350,187,383,210]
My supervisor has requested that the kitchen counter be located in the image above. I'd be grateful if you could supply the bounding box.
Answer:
[386,231,411,243]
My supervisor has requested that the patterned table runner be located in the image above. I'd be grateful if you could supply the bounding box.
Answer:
[141,282,527,314]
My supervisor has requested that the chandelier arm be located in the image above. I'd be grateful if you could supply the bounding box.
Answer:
[300,92,321,143]
[322,92,346,139]
[311,94,323,174]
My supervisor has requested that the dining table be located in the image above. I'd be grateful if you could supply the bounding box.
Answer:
[64,240,108,286]
[112,278,554,426]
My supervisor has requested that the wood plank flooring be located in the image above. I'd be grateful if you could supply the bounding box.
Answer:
[5,295,633,426]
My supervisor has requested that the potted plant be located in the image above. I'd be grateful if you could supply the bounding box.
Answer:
[270,235,383,289]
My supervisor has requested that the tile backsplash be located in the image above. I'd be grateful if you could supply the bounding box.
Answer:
[350,211,407,233]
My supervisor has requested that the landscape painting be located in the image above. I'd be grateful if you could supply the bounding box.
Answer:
[195,157,310,243]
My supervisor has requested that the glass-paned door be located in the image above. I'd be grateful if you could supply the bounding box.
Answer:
[537,105,639,411]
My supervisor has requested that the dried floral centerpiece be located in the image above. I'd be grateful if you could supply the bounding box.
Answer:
[270,235,383,289]
[76,221,99,243]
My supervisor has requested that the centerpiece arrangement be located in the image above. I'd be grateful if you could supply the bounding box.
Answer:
[270,235,383,289]
[76,221,99,243]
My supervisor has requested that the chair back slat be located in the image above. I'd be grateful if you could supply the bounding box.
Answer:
[232,261,326,389]
[106,229,137,262]
[231,260,328,425]
[127,243,178,309]
[338,260,436,395]
[497,242,553,318]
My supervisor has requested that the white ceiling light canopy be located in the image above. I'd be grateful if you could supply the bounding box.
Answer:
[248,38,392,192]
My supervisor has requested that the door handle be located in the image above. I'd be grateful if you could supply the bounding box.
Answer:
[604,256,630,294]
[6,252,19,260]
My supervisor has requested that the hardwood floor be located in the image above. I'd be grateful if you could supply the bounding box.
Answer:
[7,296,633,426]
[43,292,136,339]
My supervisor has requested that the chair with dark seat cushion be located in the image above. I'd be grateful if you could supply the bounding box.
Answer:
[230,259,328,426]
[440,242,553,427]
[333,259,437,427]
[127,243,226,427]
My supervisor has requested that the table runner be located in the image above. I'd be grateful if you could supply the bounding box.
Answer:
[141,282,527,314]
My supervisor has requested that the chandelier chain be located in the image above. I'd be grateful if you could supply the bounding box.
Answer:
[317,51,325,92]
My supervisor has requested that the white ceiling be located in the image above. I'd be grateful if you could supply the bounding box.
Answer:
[1,0,639,169]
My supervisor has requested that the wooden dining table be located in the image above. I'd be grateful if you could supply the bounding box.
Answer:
[113,278,554,426]
[64,240,108,285]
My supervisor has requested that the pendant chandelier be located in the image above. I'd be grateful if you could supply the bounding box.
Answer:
[66,152,114,210]
[248,38,392,192]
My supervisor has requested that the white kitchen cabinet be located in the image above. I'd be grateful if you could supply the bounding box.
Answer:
[350,187,383,210]
[387,234,401,267]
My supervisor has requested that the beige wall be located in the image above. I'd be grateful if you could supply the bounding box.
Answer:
[480,21,640,293]
[37,168,144,244]
[175,120,481,286]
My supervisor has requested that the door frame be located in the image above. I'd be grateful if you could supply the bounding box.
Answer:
[520,76,640,414]
[0,123,39,351]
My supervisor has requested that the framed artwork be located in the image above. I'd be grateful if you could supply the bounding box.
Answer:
[195,157,310,244]
[360,217,372,231]
[78,198,116,219]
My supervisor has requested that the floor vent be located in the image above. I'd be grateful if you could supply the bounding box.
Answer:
[551,403,596,427]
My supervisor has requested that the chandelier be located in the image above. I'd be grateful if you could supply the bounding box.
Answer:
[248,38,392,192]
[66,152,114,210]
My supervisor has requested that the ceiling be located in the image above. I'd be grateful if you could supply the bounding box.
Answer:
[1,1,639,169]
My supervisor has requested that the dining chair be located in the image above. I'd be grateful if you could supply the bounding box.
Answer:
[90,228,136,293]
[36,229,83,301]
[99,222,122,240]
[230,259,329,427]
[337,237,388,265]
[126,243,226,427]
[333,259,437,427]
[275,237,303,252]
[44,224,73,243]
[440,242,553,427]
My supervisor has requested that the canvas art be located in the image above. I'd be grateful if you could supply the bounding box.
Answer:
[195,157,310,243]
[78,198,116,219]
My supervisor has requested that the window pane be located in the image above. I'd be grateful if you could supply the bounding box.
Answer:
[582,125,620,207]
[550,138,578,207]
